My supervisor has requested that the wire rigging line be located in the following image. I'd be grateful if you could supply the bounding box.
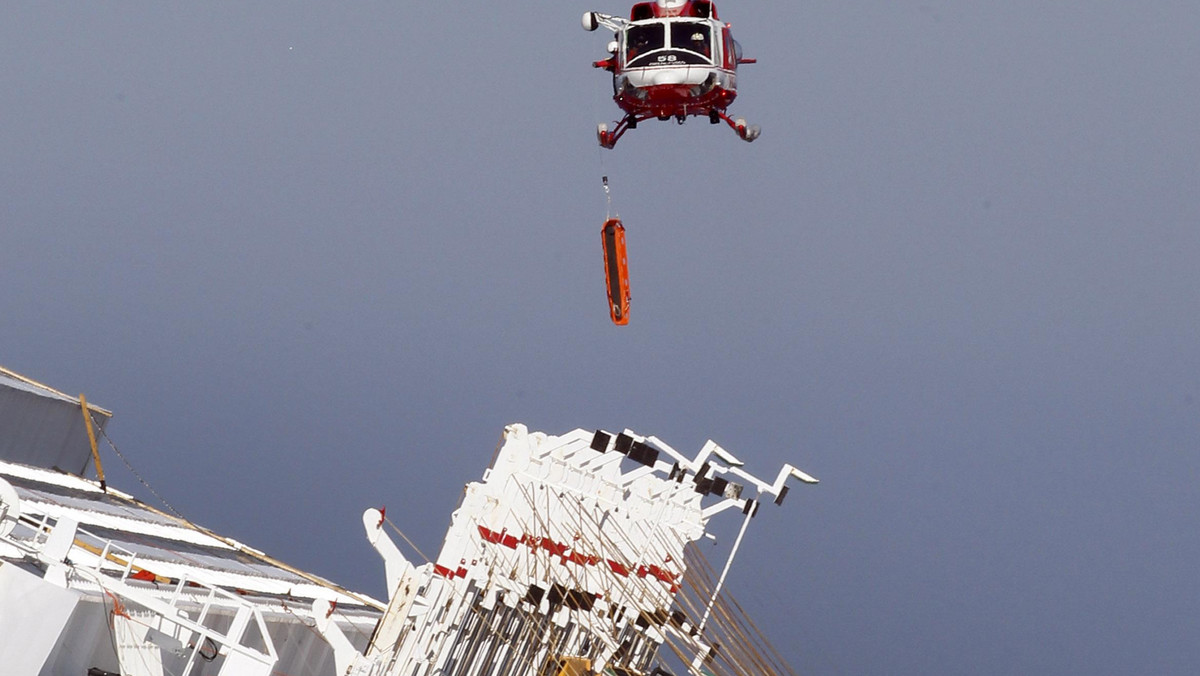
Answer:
[383,514,431,564]
[84,414,384,615]
[90,412,185,519]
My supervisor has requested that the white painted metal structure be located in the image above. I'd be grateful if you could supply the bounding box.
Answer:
[0,461,381,676]
[1,362,813,676]
[316,424,816,676]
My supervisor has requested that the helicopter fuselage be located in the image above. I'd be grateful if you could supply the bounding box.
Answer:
[586,1,759,147]
[607,16,740,120]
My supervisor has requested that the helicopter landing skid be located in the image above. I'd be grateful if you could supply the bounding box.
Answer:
[597,111,760,148]
[597,114,642,149]
[713,110,762,143]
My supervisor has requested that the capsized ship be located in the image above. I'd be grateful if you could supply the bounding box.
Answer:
[0,366,817,676]
[0,366,382,676]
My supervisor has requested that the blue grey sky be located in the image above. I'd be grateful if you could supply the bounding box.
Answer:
[3,2,1199,674]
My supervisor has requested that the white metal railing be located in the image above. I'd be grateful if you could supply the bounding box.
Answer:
[3,506,279,676]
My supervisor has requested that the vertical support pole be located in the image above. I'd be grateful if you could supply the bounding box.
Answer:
[79,393,106,492]
[698,502,754,633]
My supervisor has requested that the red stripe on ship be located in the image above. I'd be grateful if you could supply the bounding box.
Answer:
[608,560,631,577]
[478,525,503,544]
[477,526,523,549]
[475,529,678,588]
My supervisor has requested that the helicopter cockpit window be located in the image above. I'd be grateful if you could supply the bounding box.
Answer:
[671,22,712,60]
[625,21,715,68]
[624,24,665,64]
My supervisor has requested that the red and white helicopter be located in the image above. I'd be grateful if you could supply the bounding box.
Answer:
[584,0,760,149]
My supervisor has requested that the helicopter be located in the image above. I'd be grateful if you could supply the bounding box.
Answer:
[584,0,760,149]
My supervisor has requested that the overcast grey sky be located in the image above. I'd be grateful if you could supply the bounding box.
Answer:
[3,2,1199,674]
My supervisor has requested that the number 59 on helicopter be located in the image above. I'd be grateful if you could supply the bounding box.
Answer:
[584,0,760,149]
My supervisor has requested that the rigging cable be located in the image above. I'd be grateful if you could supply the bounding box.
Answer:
[87,413,386,614]
[90,412,183,519]
[383,514,432,564]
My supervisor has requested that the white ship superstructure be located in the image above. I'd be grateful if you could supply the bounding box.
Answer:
[318,424,816,676]
[1,366,816,676]
[0,460,382,675]
[0,367,381,676]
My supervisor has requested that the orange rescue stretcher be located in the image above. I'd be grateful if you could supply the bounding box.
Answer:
[601,218,631,325]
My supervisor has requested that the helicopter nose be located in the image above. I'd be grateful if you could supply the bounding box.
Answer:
[649,69,686,86]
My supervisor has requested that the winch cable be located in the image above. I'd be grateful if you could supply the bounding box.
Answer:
[603,174,615,220]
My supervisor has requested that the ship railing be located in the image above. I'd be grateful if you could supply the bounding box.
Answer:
[11,509,279,676]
